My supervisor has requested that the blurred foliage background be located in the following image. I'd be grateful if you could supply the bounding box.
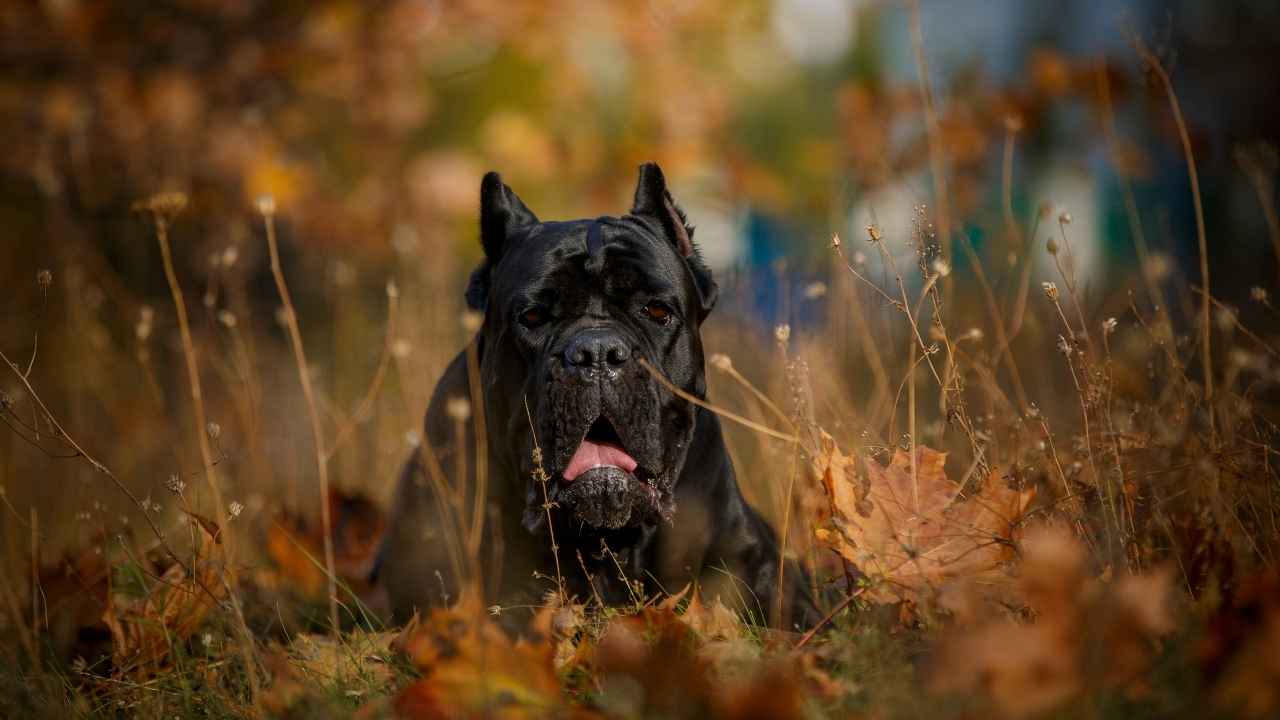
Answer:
[5,3,1280,717]
[3,0,1280,556]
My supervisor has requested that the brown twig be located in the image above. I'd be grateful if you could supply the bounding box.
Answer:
[636,357,797,444]
[142,199,262,707]
[258,198,340,634]
[794,587,867,650]
[0,348,192,579]
[1096,63,1165,315]
[958,234,1029,410]
[1133,38,1215,444]
[525,397,565,604]
[907,0,952,307]
[323,283,400,463]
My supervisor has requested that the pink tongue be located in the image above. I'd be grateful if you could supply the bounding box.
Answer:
[562,440,638,482]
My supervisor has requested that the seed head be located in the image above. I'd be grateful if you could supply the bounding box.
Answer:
[206,421,221,441]
[1041,281,1060,302]
[255,195,276,217]
[1102,317,1118,335]
[1058,211,1073,225]
[386,280,400,299]
[708,353,733,372]
[36,269,52,290]
[132,192,188,219]
[865,225,883,243]
[461,310,483,334]
[930,259,951,277]
[228,501,244,518]
[446,397,471,422]
[1056,334,1073,357]
[774,324,791,346]
[830,233,842,249]
[1251,286,1268,303]
[164,474,186,495]
[1214,306,1237,330]
[216,310,237,328]
[1046,237,1059,255]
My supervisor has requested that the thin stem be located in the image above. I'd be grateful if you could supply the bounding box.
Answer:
[0,349,192,579]
[907,0,952,306]
[1134,39,1215,444]
[324,288,399,462]
[152,214,261,705]
[1096,63,1165,315]
[525,397,565,604]
[958,235,1029,410]
[794,587,867,649]
[636,358,798,444]
[260,206,340,635]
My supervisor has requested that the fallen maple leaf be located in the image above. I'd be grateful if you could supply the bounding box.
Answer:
[394,590,561,719]
[812,431,1034,604]
[659,584,748,642]
[103,517,227,672]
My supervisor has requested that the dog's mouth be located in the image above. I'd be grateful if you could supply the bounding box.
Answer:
[562,416,639,482]
[553,415,666,530]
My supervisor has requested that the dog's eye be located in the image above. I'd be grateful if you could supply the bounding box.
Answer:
[519,307,549,328]
[641,301,673,324]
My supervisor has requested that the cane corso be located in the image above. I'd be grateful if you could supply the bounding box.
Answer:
[374,163,818,629]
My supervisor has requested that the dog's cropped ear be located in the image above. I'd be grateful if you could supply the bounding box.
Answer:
[468,172,538,311]
[480,171,537,261]
[630,162,718,315]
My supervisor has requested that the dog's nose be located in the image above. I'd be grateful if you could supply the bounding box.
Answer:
[564,328,631,372]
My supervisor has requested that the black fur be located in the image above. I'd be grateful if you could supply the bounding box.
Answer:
[374,163,818,630]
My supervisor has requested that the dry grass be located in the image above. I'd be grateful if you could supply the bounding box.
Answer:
[1,20,1279,720]
[3,173,1278,716]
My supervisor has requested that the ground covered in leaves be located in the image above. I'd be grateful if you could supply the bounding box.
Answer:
[7,408,1278,719]
[3,2,1280,718]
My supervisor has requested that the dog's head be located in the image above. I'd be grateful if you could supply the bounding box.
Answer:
[465,163,717,535]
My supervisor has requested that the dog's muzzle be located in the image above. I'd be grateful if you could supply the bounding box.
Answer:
[529,327,671,531]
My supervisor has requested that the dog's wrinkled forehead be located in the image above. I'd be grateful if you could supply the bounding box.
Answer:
[467,163,718,318]
[491,216,692,308]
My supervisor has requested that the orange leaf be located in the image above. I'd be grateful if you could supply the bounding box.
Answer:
[812,431,1034,604]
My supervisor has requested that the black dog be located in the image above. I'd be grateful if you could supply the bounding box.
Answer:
[374,163,818,629]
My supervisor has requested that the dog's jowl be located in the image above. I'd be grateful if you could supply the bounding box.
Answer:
[374,163,819,629]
